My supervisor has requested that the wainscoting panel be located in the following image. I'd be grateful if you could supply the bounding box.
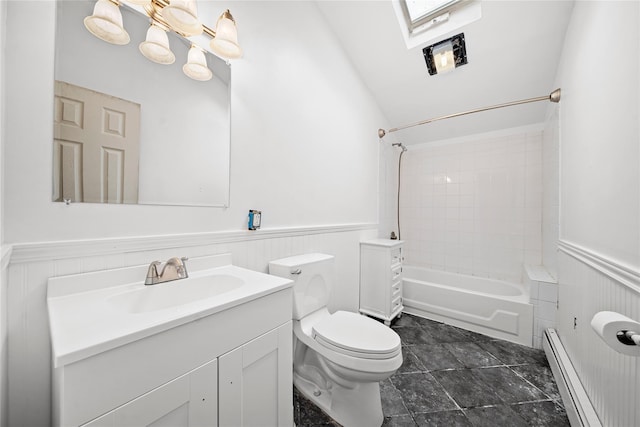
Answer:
[7,225,377,427]
[557,245,640,427]
[0,246,11,427]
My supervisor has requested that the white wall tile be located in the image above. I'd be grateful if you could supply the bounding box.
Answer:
[542,108,560,273]
[398,130,543,283]
[537,300,557,321]
[529,281,540,300]
[538,282,558,303]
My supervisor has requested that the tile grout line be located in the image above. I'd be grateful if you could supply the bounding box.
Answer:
[507,364,558,401]
[387,373,418,424]
[410,322,492,426]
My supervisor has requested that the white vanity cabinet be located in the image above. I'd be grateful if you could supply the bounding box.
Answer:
[54,290,293,427]
[359,239,404,325]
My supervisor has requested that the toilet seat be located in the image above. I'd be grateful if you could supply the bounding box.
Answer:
[312,311,401,360]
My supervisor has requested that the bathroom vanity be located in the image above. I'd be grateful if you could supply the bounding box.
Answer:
[359,239,404,325]
[47,254,293,426]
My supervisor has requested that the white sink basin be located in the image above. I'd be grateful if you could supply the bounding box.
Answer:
[47,254,293,367]
[108,274,245,313]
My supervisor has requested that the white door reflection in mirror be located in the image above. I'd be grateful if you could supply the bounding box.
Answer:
[54,81,141,204]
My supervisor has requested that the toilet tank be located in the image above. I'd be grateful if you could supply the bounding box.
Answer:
[269,253,334,320]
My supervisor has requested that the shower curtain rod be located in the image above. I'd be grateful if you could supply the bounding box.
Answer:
[378,88,561,139]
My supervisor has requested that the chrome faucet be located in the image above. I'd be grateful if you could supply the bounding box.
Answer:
[145,257,189,285]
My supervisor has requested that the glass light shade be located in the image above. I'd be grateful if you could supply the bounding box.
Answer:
[83,0,130,45]
[210,10,242,60]
[139,24,175,64]
[183,45,212,81]
[126,0,151,5]
[161,0,203,36]
[432,40,455,74]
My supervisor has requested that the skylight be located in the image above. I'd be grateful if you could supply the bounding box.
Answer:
[392,0,481,50]
[401,0,464,34]
[405,0,460,22]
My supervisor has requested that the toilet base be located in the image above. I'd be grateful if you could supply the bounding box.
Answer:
[294,372,383,427]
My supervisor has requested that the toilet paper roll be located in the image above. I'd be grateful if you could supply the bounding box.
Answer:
[591,311,640,356]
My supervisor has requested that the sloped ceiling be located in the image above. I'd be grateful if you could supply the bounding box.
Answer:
[316,1,574,145]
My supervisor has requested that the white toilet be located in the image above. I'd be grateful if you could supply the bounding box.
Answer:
[269,253,403,427]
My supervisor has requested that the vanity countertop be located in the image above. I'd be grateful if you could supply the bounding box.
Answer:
[47,254,292,367]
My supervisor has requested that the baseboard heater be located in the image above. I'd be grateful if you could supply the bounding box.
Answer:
[543,329,602,427]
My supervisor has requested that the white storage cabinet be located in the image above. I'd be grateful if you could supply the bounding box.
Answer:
[359,239,404,325]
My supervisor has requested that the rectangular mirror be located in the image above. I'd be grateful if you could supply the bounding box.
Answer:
[53,0,231,207]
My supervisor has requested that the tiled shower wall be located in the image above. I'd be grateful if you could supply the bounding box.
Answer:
[400,130,543,283]
[542,109,560,276]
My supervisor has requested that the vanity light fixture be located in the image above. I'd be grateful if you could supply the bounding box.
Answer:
[139,23,175,64]
[210,10,242,60]
[84,0,242,80]
[84,0,131,45]
[183,45,213,81]
[160,0,203,36]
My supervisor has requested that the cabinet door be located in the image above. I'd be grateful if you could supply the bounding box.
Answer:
[218,322,292,427]
[83,359,217,427]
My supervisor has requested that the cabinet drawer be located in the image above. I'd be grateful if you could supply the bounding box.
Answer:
[391,295,403,312]
[392,281,402,299]
[391,265,402,282]
[391,248,402,266]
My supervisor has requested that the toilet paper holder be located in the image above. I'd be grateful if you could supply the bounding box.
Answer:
[591,311,640,356]
[616,330,640,346]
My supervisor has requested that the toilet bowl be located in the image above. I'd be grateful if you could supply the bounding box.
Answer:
[269,254,403,427]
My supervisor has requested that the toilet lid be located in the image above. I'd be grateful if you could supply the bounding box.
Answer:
[312,311,401,359]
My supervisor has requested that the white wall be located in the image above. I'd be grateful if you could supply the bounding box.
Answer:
[399,127,544,283]
[553,1,640,425]
[2,1,394,426]
[557,2,639,268]
[0,0,8,425]
[4,0,388,243]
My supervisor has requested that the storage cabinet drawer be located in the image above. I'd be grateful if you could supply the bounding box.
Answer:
[391,265,402,282]
[392,281,402,299]
[391,295,403,313]
[391,248,402,266]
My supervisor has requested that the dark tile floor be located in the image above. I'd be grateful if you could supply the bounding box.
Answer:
[293,313,570,427]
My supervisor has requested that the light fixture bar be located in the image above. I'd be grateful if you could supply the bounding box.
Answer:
[86,0,242,76]
[142,0,216,38]
[378,89,561,138]
[140,0,242,58]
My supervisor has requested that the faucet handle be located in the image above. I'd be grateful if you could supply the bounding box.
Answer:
[179,257,189,278]
[165,256,189,279]
[145,261,161,285]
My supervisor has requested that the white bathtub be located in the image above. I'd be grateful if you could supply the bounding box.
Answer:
[402,266,533,346]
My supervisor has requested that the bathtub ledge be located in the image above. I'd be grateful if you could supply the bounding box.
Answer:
[524,264,557,284]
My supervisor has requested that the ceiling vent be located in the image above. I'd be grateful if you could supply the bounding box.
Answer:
[423,33,468,75]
